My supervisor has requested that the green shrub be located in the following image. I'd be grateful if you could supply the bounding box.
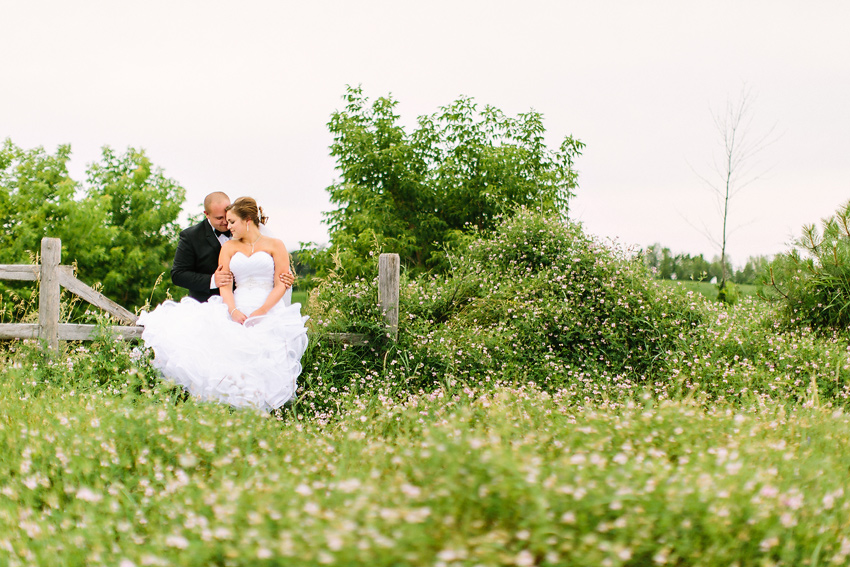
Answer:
[398,209,707,390]
[304,209,707,400]
[301,208,850,410]
[766,199,850,331]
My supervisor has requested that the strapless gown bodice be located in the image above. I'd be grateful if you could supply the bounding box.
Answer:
[231,251,287,315]
[138,251,308,411]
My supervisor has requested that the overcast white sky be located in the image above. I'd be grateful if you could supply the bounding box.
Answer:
[2,1,848,266]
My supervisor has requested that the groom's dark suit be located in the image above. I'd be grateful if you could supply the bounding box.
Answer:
[171,220,224,303]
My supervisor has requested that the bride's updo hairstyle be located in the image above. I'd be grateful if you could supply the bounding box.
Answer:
[226,197,269,226]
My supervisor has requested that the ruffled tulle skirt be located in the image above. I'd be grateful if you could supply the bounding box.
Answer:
[138,291,308,411]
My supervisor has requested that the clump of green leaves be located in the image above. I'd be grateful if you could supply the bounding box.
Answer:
[765,199,850,331]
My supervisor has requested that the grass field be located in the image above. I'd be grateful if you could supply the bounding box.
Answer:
[3,360,850,566]
[661,279,760,301]
[290,289,308,307]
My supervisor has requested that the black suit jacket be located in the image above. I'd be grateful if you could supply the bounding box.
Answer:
[171,220,223,302]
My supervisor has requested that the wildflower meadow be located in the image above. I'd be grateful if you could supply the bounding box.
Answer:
[2,209,850,566]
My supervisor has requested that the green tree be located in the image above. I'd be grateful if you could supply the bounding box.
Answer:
[678,253,711,282]
[643,244,662,274]
[0,140,112,264]
[0,140,115,320]
[0,140,185,319]
[733,255,770,285]
[84,146,185,308]
[318,86,584,278]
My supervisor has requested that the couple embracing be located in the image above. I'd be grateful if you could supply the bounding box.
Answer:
[139,193,308,411]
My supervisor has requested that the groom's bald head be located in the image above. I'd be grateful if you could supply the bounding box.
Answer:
[204,192,230,213]
[204,192,231,232]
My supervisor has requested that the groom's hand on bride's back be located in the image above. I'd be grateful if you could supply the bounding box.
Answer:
[215,265,234,288]
[279,271,295,290]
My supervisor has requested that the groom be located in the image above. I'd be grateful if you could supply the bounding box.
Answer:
[171,191,294,302]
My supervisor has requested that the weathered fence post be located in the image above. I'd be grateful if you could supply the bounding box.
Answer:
[378,253,400,340]
[38,238,61,351]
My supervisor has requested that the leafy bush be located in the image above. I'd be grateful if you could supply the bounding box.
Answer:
[765,199,850,331]
[303,208,850,410]
[306,209,704,398]
[396,210,707,390]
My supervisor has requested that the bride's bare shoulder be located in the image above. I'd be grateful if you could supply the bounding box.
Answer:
[268,237,287,253]
[219,240,238,259]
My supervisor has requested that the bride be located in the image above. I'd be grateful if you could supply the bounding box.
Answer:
[139,197,308,411]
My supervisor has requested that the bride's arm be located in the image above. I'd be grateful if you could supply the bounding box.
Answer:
[218,243,247,324]
[248,239,290,318]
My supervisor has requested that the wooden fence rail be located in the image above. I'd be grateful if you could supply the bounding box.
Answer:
[0,238,142,350]
[0,238,400,350]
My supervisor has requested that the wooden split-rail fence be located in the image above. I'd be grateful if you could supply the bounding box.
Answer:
[0,238,399,351]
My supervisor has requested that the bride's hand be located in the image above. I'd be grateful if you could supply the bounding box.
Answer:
[230,308,248,325]
[248,309,266,319]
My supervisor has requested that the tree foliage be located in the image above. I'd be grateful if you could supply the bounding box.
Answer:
[0,140,185,319]
[643,243,772,286]
[84,147,185,308]
[314,86,585,278]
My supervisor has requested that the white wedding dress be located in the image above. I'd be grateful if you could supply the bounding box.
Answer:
[139,251,309,411]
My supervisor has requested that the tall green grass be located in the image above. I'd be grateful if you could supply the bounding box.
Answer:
[2,349,850,566]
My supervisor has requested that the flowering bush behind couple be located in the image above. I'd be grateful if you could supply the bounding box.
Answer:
[139,193,308,411]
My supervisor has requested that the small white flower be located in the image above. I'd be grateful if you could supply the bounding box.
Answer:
[759,485,778,498]
[75,487,103,502]
[823,493,836,509]
[327,534,344,551]
[178,453,198,468]
[165,534,189,549]
[515,549,535,567]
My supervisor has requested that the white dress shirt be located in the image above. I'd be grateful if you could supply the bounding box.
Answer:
[209,220,231,289]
